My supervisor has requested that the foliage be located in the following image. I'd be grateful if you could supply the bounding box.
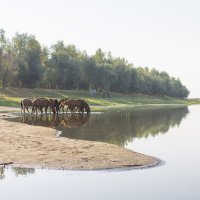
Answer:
[0,29,189,98]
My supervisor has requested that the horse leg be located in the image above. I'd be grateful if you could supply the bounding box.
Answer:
[33,106,38,115]
[36,106,39,115]
[62,105,64,113]
[26,106,29,113]
[74,106,77,113]
[81,107,84,113]
[35,106,38,115]
[21,101,23,114]
[45,106,48,114]
[66,106,69,114]
[70,106,73,114]
[58,106,60,114]
[72,106,75,113]
[31,106,34,114]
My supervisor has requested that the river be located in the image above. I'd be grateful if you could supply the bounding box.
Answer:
[1,105,200,200]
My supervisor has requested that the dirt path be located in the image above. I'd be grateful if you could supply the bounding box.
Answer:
[0,106,159,170]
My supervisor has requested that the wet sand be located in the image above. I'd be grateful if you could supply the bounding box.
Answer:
[0,106,159,170]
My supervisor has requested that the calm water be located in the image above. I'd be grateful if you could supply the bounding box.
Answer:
[1,105,200,200]
[7,106,189,146]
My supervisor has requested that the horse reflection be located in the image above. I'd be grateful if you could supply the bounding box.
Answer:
[59,114,90,128]
[20,113,90,128]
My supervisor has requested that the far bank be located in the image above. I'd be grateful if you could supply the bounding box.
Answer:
[0,88,199,109]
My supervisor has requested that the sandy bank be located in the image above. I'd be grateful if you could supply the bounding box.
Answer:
[0,106,159,170]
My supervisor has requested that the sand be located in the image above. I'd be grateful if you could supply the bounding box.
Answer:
[0,106,159,170]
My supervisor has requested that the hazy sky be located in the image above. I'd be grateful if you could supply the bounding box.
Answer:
[1,0,200,97]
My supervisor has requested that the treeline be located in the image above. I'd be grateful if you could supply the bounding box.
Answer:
[0,29,189,98]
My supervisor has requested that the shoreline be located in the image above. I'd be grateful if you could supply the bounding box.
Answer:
[0,106,160,171]
[1,158,163,172]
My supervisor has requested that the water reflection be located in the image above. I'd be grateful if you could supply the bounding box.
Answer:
[0,167,35,180]
[0,167,5,180]
[20,113,90,128]
[8,106,189,146]
[60,106,189,146]
[12,167,35,177]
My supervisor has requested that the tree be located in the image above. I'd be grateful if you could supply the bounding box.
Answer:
[94,48,105,64]
[0,29,190,98]
[12,33,43,87]
[81,57,97,90]
[111,58,132,93]
[0,29,16,88]
[46,41,81,89]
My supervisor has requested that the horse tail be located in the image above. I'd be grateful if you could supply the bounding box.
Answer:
[20,100,23,113]
[20,100,23,109]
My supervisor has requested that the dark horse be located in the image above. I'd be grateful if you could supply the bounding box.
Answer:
[21,98,33,114]
[79,99,90,113]
[49,98,60,114]
[32,98,56,114]
[65,99,91,114]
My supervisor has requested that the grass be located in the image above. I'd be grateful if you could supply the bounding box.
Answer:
[0,87,199,109]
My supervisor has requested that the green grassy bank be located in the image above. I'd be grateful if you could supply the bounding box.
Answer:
[0,88,199,109]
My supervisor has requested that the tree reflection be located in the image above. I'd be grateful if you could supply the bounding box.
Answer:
[7,106,189,146]
[59,106,189,146]
[0,167,35,180]
[12,167,35,177]
[0,167,5,180]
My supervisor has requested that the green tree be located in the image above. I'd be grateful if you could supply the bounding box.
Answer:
[12,33,43,87]
[0,29,16,88]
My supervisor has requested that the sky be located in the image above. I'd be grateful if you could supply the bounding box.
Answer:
[1,0,200,97]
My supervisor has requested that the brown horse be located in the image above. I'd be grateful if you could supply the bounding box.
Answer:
[59,98,70,113]
[64,99,80,113]
[32,98,56,114]
[21,98,33,114]
[65,99,91,114]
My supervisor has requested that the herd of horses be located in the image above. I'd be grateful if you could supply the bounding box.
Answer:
[20,97,91,114]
